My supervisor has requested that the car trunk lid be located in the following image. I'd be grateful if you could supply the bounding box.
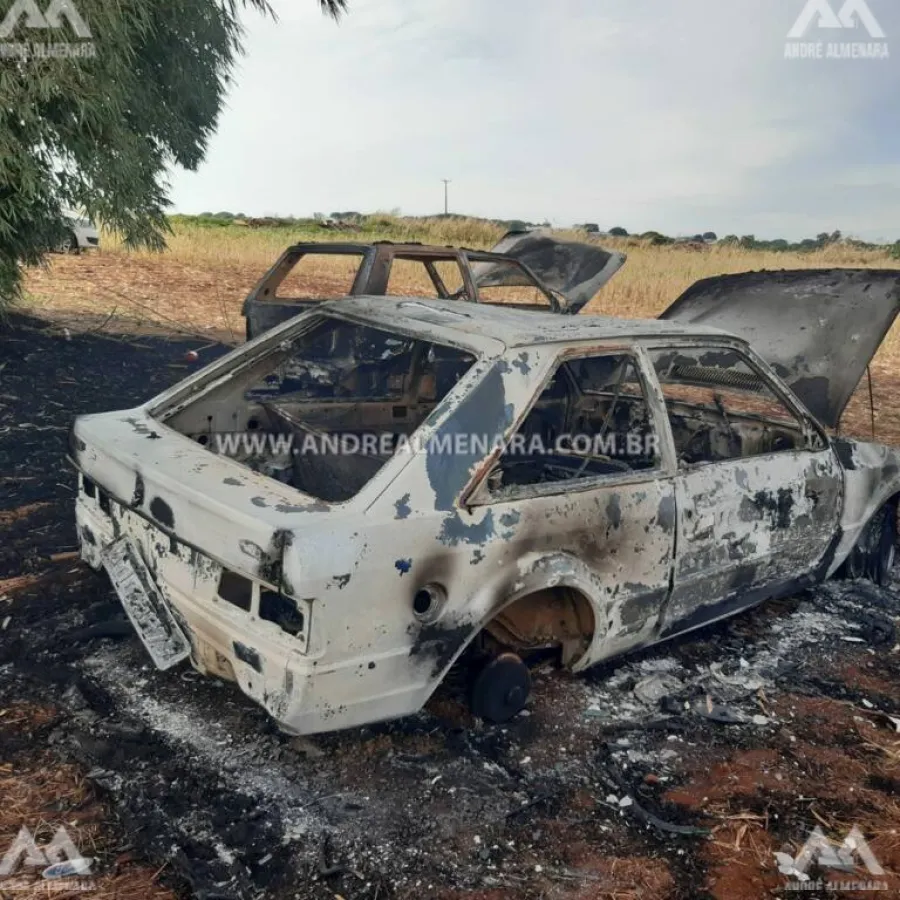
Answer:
[71,409,327,585]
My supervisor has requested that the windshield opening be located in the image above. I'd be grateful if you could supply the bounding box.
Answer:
[271,251,365,301]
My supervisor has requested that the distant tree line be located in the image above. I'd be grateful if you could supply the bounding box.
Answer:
[186,211,553,231]
[717,229,899,254]
[184,212,900,257]
[578,225,717,245]
[576,224,900,255]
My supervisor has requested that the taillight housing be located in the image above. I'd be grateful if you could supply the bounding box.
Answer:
[215,568,310,651]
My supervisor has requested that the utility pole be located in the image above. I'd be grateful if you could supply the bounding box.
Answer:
[441,179,451,215]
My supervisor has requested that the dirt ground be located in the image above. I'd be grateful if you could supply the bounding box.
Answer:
[1,313,900,899]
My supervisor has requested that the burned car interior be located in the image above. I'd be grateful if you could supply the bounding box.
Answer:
[475,337,830,502]
[647,347,819,467]
[485,353,659,496]
[162,315,476,502]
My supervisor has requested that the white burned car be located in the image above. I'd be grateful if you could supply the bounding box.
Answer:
[72,269,900,733]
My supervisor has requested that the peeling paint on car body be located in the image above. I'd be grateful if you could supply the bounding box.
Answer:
[71,277,900,736]
[394,494,412,520]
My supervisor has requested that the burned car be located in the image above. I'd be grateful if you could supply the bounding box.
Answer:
[242,231,626,339]
[72,269,900,734]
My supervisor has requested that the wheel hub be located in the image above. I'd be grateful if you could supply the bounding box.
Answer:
[470,652,531,723]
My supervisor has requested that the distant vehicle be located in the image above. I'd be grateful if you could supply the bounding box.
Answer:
[56,211,100,253]
[241,232,627,340]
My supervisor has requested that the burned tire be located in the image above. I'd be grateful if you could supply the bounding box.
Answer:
[470,652,531,723]
[840,503,897,586]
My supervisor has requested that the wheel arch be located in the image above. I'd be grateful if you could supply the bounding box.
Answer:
[834,490,900,582]
[831,442,900,576]
[482,583,597,670]
[419,552,607,700]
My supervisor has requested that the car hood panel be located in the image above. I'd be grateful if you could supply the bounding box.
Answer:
[659,268,900,428]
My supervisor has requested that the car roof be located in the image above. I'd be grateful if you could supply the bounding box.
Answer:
[283,241,511,260]
[321,295,735,349]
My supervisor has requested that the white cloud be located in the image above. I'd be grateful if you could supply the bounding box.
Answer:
[168,0,900,240]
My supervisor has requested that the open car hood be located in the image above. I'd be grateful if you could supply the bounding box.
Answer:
[659,268,900,429]
[480,230,626,313]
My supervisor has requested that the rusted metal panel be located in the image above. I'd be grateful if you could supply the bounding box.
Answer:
[483,229,627,313]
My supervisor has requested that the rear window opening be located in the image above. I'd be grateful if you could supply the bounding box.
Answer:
[160,316,476,503]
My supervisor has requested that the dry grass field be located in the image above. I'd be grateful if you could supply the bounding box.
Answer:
[21,216,900,442]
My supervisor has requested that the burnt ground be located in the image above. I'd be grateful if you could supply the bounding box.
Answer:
[1,313,899,900]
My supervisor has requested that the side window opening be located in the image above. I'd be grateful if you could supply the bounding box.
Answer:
[648,346,817,467]
[385,257,466,299]
[274,252,364,300]
[432,260,469,300]
[485,353,660,498]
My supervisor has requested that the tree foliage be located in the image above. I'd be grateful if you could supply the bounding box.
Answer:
[640,231,672,246]
[0,0,346,311]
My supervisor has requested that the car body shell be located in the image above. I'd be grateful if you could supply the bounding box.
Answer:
[241,234,626,339]
[70,291,900,735]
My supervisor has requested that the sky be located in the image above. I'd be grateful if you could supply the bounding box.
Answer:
[167,0,900,242]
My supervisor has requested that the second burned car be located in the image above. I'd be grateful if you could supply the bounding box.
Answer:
[72,269,900,733]
[241,230,627,339]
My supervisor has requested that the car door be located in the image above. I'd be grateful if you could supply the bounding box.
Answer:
[645,342,842,638]
[466,349,678,664]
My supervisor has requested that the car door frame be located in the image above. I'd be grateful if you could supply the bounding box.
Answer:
[242,245,377,339]
[637,336,844,641]
[461,342,682,665]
